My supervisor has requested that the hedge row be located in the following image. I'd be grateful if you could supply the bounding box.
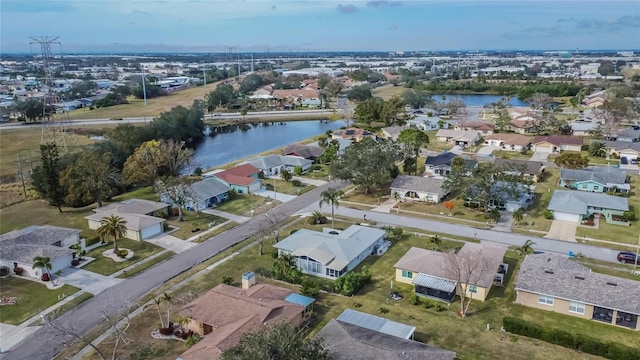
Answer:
[502,317,640,360]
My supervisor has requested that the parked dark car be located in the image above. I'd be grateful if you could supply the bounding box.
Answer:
[617,251,639,265]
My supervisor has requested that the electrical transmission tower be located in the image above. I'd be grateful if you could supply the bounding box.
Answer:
[29,36,67,150]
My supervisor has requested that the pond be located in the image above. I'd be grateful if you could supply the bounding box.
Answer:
[192,120,344,170]
[430,94,529,107]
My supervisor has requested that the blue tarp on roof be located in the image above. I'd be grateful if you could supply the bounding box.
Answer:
[285,293,315,307]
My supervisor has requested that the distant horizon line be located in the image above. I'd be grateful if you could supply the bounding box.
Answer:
[2,49,639,56]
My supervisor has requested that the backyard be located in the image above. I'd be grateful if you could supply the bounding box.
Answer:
[0,277,80,325]
[78,217,639,360]
[81,239,167,276]
[0,199,94,234]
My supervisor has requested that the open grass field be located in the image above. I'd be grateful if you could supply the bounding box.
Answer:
[82,239,168,276]
[80,217,639,360]
[0,199,94,234]
[0,276,80,325]
[372,85,406,100]
[65,83,223,120]
[0,127,98,178]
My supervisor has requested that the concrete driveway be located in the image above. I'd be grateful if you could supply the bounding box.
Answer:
[544,220,577,242]
[145,233,196,253]
[477,145,500,155]
[253,188,297,202]
[59,268,123,295]
[530,152,550,161]
[292,176,327,186]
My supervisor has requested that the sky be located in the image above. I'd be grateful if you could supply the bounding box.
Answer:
[1,0,639,53]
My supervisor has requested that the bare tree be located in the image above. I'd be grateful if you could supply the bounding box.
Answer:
[156,177,194,221]
[443,247,492,318]
[263,211,286,243]
[99,304,131,360]
[254,220,272,256]
[526,93,554,111]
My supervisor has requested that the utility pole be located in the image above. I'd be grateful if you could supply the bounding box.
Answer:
[203,62,207,88]
[16,153,27,198]
[635,234,640,273]
[141,66,147,106]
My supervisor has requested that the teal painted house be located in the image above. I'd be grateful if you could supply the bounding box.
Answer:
[547,190,629,225]
[210,164,262,194]
[559,167,629,193]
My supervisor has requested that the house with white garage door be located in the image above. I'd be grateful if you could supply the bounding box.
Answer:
[389,175,447,203]
[0,225,82,279]
[532,136,583,153]
[86,199,169,241]
[547,190,629,225]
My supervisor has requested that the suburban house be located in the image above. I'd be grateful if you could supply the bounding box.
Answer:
[514,253,640,331]
[0,225,82,279]
[604,141,640,168]
[510,116,539,134]
[571,118,599,136]
[331,128,377,142]
[394,243,508,303]
[455,120,495,135]
[584,96,606,108]
[559,166,629,193]
[309,137,352,156]
[494,158,545,182]
[380,125,405,141]
[209,164,262,194]
[242,155,312,176]
[612,129,640,143]
[406,115,440,131]
[483,134,532,152]
[466,181,535,212]
[424,152,478,178]
[177,272,315,360]
[315,309,456,360]
[434,129,480,148]
[283,143,324,161]
[271,88,319,104]
[86,199,169,241]
[274,225,386,279]
[532,136,583,153]
[389,175,447,203]
[547,190,629,224]
[161,178,231,211]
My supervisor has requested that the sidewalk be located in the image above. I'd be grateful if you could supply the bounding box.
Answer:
[185,220,234,242]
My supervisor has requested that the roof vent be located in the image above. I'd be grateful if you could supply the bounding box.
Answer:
[606,282,617,286]
[544,270,554,274]
[574,276,585,280]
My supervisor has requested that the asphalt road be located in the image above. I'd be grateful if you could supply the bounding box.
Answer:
[3,180,346,360]
[0,110,334,130]
[299,204,621,263]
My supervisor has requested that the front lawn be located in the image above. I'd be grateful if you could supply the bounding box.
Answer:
[0,277,80,325]
[266,178,315,195]
[341,186,390,206]
[165,210,227,240]
[214,195,271,216]
[513,168,559,233]
[301,165,331,180]
[82,239,165,276]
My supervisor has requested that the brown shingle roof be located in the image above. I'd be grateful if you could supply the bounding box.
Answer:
[213,164,259,186]
[484,133,532,146]
[533,135,583,146]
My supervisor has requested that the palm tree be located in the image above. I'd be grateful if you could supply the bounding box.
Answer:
[153,297,165,329]
[488,208,501,223]
[96,215,128,254]
[33,256,54,285]
[518,240,536,256]
[163,292,173,328]
[393,191,402,213]
[319,188,344,229]
[175,315,192,330]
[513,208,524,226]
[431,235,443,249]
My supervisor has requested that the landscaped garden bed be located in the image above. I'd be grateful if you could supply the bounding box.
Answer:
[82,239,164,276]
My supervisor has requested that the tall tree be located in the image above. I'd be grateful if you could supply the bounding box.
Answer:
[156,178,193,221]
[444,247,492,318]
[221,322,332,360]
[123,139,193,189]
[381,96,407,126]
[330,137,402,194]
[402,89,430,109]
[354,97,384,124]
[39,143,65,212]
[397,128,429,175]
[319,188,344,229]
[593,97,636,140]
[60,149,121,208]
[97,215,128,254]
[347,84,372,101]
[526,93,554,111]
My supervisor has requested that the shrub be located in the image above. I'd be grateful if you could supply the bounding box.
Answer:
[192,167,203,176]
[71,259,80,266]
[379,307,389,314]
[300,278,322,298]
[543,210,554,220]
[422,300,433,309]
[265,183,274,191]
[291,179,302,187]
[185,334,201,347]
[623,210,636,221]
[117,249,129,258]
[222,276,234,285]
[0,266,10,277]
[306,216,317,225]
[293,166,303,176]
[434,303,445,312]
[352,302,362,308]
[502,317,639,360]
[289,229,298,235]
[332,267,371,296]
[410,294,421,306]
[41,273,51,282]
[13,267,24,276]
[310,164,322,171]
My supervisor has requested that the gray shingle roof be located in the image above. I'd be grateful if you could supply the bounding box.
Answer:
[244,155,312,170]
[283,144,324,159]
[515,253,640,315]
[0,225,79,264]
[604,141,640,153]
[547,190,629,214]
[274,225,385,271]
[337,309,415,339]
[190,178,231,200]
[315,319,456,360]
[390,175,444,194]
[560,166,627,186]
[86,198,169,231]
[494,158,544,176]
